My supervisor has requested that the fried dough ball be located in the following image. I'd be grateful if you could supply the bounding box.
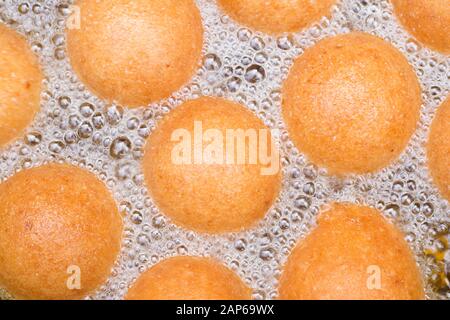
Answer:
[66,0,204,107]
[217,0,336,34]
[279,203,425,300]
[0,164,123,300]
[126,256,252,300]
[0,23,42,148]
[142,97,282,234]
[282,32,421,175]
[391,0,450,54]
[427,97,450,200]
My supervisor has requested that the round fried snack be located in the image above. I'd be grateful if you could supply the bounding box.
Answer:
[0,23,42,148]
[0,164,123,300]
[427,97,450,201]
[282,32,421,175]
[142,97,282,234]
[391,0,450,54]
[126,256,252,300]
[217,0,336,34]
[66,0,204,108]
[279,203,425,300]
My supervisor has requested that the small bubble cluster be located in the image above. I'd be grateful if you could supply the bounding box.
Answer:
[0,0,448,300]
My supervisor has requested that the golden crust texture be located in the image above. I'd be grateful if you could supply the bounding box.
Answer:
[0,164,123,300]
[125,256,252,300]
[427,97,450,200]
[0,23,42,148]
[217,0,337,34]
[67,0,204,107]
[142,97,282,234]
[392,0,450,54]
[279,203,425,300]
[282,32,421,175]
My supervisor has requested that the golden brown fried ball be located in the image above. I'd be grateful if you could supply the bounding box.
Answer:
[66,0,204,108]
[279,203,425,300]
[0,23,42,148]
[391,0,450,54]
[217,0,336,34]
[0,164,123,300]
[142,97,282,234]
[427,97,450,201]
[282,32,421,175]
[125,256,252,300]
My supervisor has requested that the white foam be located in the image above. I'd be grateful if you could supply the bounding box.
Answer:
[0,0,448,300]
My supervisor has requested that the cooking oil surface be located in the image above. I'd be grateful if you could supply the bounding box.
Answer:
[0,0,448,300]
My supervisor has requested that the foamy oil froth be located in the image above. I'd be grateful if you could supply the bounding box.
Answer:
[0,0,448,300]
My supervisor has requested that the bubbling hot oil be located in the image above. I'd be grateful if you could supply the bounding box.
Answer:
[0,0,448,300]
